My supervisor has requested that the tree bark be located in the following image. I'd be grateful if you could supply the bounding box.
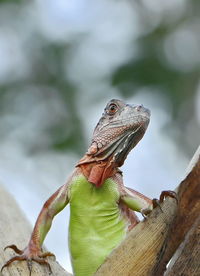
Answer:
[165,216,200,276]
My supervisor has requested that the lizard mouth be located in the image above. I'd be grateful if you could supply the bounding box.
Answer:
[113,126,145,166]
[93,120,148,166]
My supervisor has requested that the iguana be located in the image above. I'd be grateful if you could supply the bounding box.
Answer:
[2,99,176,276]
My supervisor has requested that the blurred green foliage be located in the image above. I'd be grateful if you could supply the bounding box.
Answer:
[113,29,199,116]
[0,0,199,157]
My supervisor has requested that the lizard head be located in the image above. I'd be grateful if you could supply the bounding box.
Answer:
[79,99,150,167]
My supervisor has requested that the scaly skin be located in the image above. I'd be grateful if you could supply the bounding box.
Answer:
[1,99,177,276]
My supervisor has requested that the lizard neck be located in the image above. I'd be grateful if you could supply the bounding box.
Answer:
[76,155,118,187]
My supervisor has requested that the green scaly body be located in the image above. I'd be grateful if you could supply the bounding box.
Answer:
[69,174,127,276]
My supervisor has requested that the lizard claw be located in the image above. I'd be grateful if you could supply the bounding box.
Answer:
[27,259,33,276]
[1,244,54,275]
[141,191,177,219]
[32,257,52,274]
[1,255,27,272]
[141,207,152,218]
[159,190,178,204]
[152,198,163,212]
[40,251,56,259]
[152,190,178,212]
[4,244,24,254]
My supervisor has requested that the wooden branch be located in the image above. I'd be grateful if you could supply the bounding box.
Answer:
[152,146,200,276]
[95,146,200,276]
[165,216,200,276]
[0,185,72,276]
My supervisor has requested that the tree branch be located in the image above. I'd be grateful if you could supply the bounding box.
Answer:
[165,215,200,276]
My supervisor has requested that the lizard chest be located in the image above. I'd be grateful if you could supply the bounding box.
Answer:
[68,174,120,211]
[68,175,126,276]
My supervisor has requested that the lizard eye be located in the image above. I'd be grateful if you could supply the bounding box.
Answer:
[107,103,118,115]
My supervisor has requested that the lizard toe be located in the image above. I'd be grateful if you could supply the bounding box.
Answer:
[1,255,27,272]
[32,257,52,274]
[152,198,163,212]
[4,244,24,254]
[159,190,178,203]
[40,251,56,260]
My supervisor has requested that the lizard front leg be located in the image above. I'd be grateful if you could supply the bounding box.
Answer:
[1,181,70,275]
[122,186,177,217]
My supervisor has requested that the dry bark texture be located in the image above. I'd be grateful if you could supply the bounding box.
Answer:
[165,216,200,276]
[0,146,199,276]
[152,145,200,276]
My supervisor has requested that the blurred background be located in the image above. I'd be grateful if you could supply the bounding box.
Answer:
[0,0,199,272]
